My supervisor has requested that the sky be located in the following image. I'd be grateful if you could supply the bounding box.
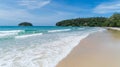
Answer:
[0,0,120,26]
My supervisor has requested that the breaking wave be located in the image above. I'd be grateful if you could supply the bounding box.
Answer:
[0,30,24,37]
[0,27,106,67]
[15,33,43,39]
[48,29,71,33]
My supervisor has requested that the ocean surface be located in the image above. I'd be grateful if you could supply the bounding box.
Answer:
[0,26,105,67]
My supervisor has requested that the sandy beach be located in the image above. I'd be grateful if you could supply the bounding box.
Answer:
[57,29,120,67]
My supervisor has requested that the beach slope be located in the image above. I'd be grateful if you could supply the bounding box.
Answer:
[57,30,120,67]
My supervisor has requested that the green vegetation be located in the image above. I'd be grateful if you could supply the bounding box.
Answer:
[104,13,120,27]
[18,22,33,26]
[56,13,120,27]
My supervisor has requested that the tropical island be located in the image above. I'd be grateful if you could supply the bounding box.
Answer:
[18,22,33,26]
[56,13,120,27]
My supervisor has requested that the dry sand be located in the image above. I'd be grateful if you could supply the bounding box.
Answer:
[57,29,120,67]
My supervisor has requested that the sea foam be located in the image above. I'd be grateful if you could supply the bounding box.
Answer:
[15,33,43,39]
[0,30,24,37]
[0,34,89,67]
[0,30,23,33]
[48,29,71,33]
[0,27,105,67]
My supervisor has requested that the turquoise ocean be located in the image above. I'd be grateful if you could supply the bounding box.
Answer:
[0,26,105,67]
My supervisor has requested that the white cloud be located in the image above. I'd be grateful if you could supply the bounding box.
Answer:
[18,0,51,9]
[0,5,74,26]
[0,1,80,26]
[0,9,36,21]
[94,1,120,14]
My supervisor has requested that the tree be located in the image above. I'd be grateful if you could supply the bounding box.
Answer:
[56,13,120,27]
[105,13,120,27]
[18,22,33,26]
[56,17,107,27]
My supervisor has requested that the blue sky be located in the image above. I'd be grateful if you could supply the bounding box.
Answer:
[0,0,120,26]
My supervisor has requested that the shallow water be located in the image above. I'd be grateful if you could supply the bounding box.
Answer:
[0,26,104,67]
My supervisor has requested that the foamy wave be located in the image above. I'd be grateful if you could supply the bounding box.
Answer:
[108,27,120,31]
[0,28,105,67]
[0,30,24,33]
[0,33,16,37]
[0,34,89,67]
[15,33,43,39]
[98,28,106,32]
[78,28,85,30]
[0,30,24,37]
[48,29,71,33]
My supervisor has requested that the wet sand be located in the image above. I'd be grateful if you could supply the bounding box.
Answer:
[57,29,120,67]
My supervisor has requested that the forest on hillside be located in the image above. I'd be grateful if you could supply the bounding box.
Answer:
[56,13,120,27]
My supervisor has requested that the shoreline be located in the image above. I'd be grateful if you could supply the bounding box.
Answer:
[57,29,120,67]
[107,27,120,31]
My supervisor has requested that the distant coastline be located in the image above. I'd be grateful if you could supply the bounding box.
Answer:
[56,13,120,27]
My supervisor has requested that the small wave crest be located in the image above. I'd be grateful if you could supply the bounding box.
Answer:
[48,29,71,33]
[0,30,24,33]
[15,33,43,39]
[0,30,24,37]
